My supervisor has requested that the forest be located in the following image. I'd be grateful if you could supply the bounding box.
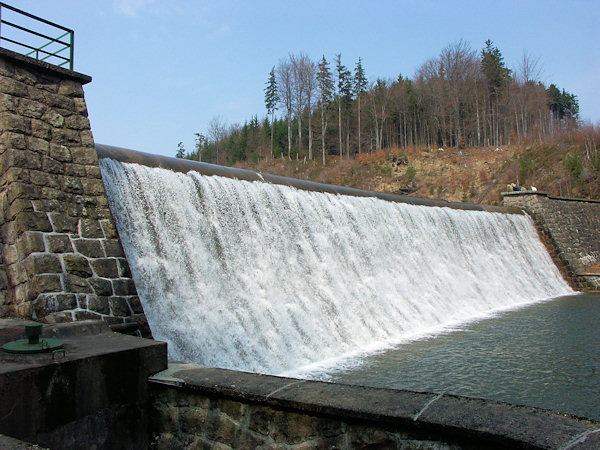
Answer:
[176,39,581,166]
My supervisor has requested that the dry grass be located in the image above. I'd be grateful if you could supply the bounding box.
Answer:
[235,136,600,204]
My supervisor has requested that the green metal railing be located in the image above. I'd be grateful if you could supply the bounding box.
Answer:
[0,2,74,70]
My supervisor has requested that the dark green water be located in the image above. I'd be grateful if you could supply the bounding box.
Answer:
[323,294,600,420]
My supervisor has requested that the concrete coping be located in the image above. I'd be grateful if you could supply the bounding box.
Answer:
[96,143,525,215]
[150,362,600,449]
[0,47,91,84]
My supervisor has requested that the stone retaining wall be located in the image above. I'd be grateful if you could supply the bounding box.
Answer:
[149,362,600,449]
[0,49,147,333]
[503,191,600,290]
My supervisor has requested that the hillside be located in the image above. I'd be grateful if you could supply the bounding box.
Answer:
[233,141,600,205]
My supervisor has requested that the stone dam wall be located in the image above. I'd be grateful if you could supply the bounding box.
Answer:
[0,48,146,333]
[503,191,600,290]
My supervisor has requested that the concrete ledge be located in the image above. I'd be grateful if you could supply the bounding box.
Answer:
[0,47,91,84]
[97,144,525,215]
[149,362,600,449]
[502,191,600,204]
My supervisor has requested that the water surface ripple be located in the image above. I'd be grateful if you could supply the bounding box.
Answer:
[319,294,600,420]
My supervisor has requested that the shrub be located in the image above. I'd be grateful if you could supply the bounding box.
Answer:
[565,152,583,180]
[470,183,477,198]
[518,151,534,183]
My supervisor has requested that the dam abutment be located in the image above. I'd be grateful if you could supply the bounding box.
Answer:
[0,49,145,332]
[503,191,600,291]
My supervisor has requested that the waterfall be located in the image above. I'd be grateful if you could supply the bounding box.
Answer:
[99,159,574,376]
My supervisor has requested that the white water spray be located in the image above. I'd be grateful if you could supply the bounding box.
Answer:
[100,159,574,375]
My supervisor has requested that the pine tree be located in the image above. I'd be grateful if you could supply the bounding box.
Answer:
[265,67,279,158]
[176,141,185,158]
[354,57,367,154]
[481,40,511,99]
[341,69,353,158]
[481,40,511,146]
[317,55,334,164]
[547,84,579,121]
[194,133,206,161]
[335,54,353,158]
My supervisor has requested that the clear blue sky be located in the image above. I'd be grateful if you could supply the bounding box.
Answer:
[6,0,599,157]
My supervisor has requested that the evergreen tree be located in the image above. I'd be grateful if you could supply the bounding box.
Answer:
[194,133,205,161]
[561,90,579,120]
[481,39,511,98]
[354,57,367,154]
[547,84,579,121]
[335,54,353,158]
[264,67,279,158]
[481,40,511,145]
[316,56,334,164]
[176,141,185,158]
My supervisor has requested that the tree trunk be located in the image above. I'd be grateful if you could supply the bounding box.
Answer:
[338,100,343,158]
[308,112,313,160]
[357,95,362,154]
[320,104,328,165]
[297,115,302,156]
[475,97,481,146]
[270,112,275,158]
[287,114,292,159]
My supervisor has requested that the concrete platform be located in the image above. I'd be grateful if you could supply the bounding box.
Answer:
[0,319,167,449]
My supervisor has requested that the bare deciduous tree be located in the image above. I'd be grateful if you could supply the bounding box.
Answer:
[276,59,294,158]
[208,116,227,164]
[368,78,393,151]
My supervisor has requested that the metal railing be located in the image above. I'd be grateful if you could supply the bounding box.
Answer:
[0,2,74,70]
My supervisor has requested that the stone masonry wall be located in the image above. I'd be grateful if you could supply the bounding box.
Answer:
[148,363,600,449]
[151,387,457,449]
[0,49,147,333]
[503,191,600,290]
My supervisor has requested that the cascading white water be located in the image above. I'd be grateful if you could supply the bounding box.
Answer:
[99,159,574,376]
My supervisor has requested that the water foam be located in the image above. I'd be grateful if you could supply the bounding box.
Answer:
[100,159,574,375]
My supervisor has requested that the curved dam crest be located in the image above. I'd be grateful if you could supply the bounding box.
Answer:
[98,146,574,376]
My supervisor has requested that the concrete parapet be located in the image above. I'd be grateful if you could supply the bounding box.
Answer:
[0,49,147,331]
[149,362,600,449]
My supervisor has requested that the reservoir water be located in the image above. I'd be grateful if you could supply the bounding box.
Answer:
[313,293,600,420]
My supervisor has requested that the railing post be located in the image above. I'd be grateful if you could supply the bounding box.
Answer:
[69,30,74,70]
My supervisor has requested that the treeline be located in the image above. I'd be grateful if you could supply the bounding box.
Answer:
[177,39,579,164]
